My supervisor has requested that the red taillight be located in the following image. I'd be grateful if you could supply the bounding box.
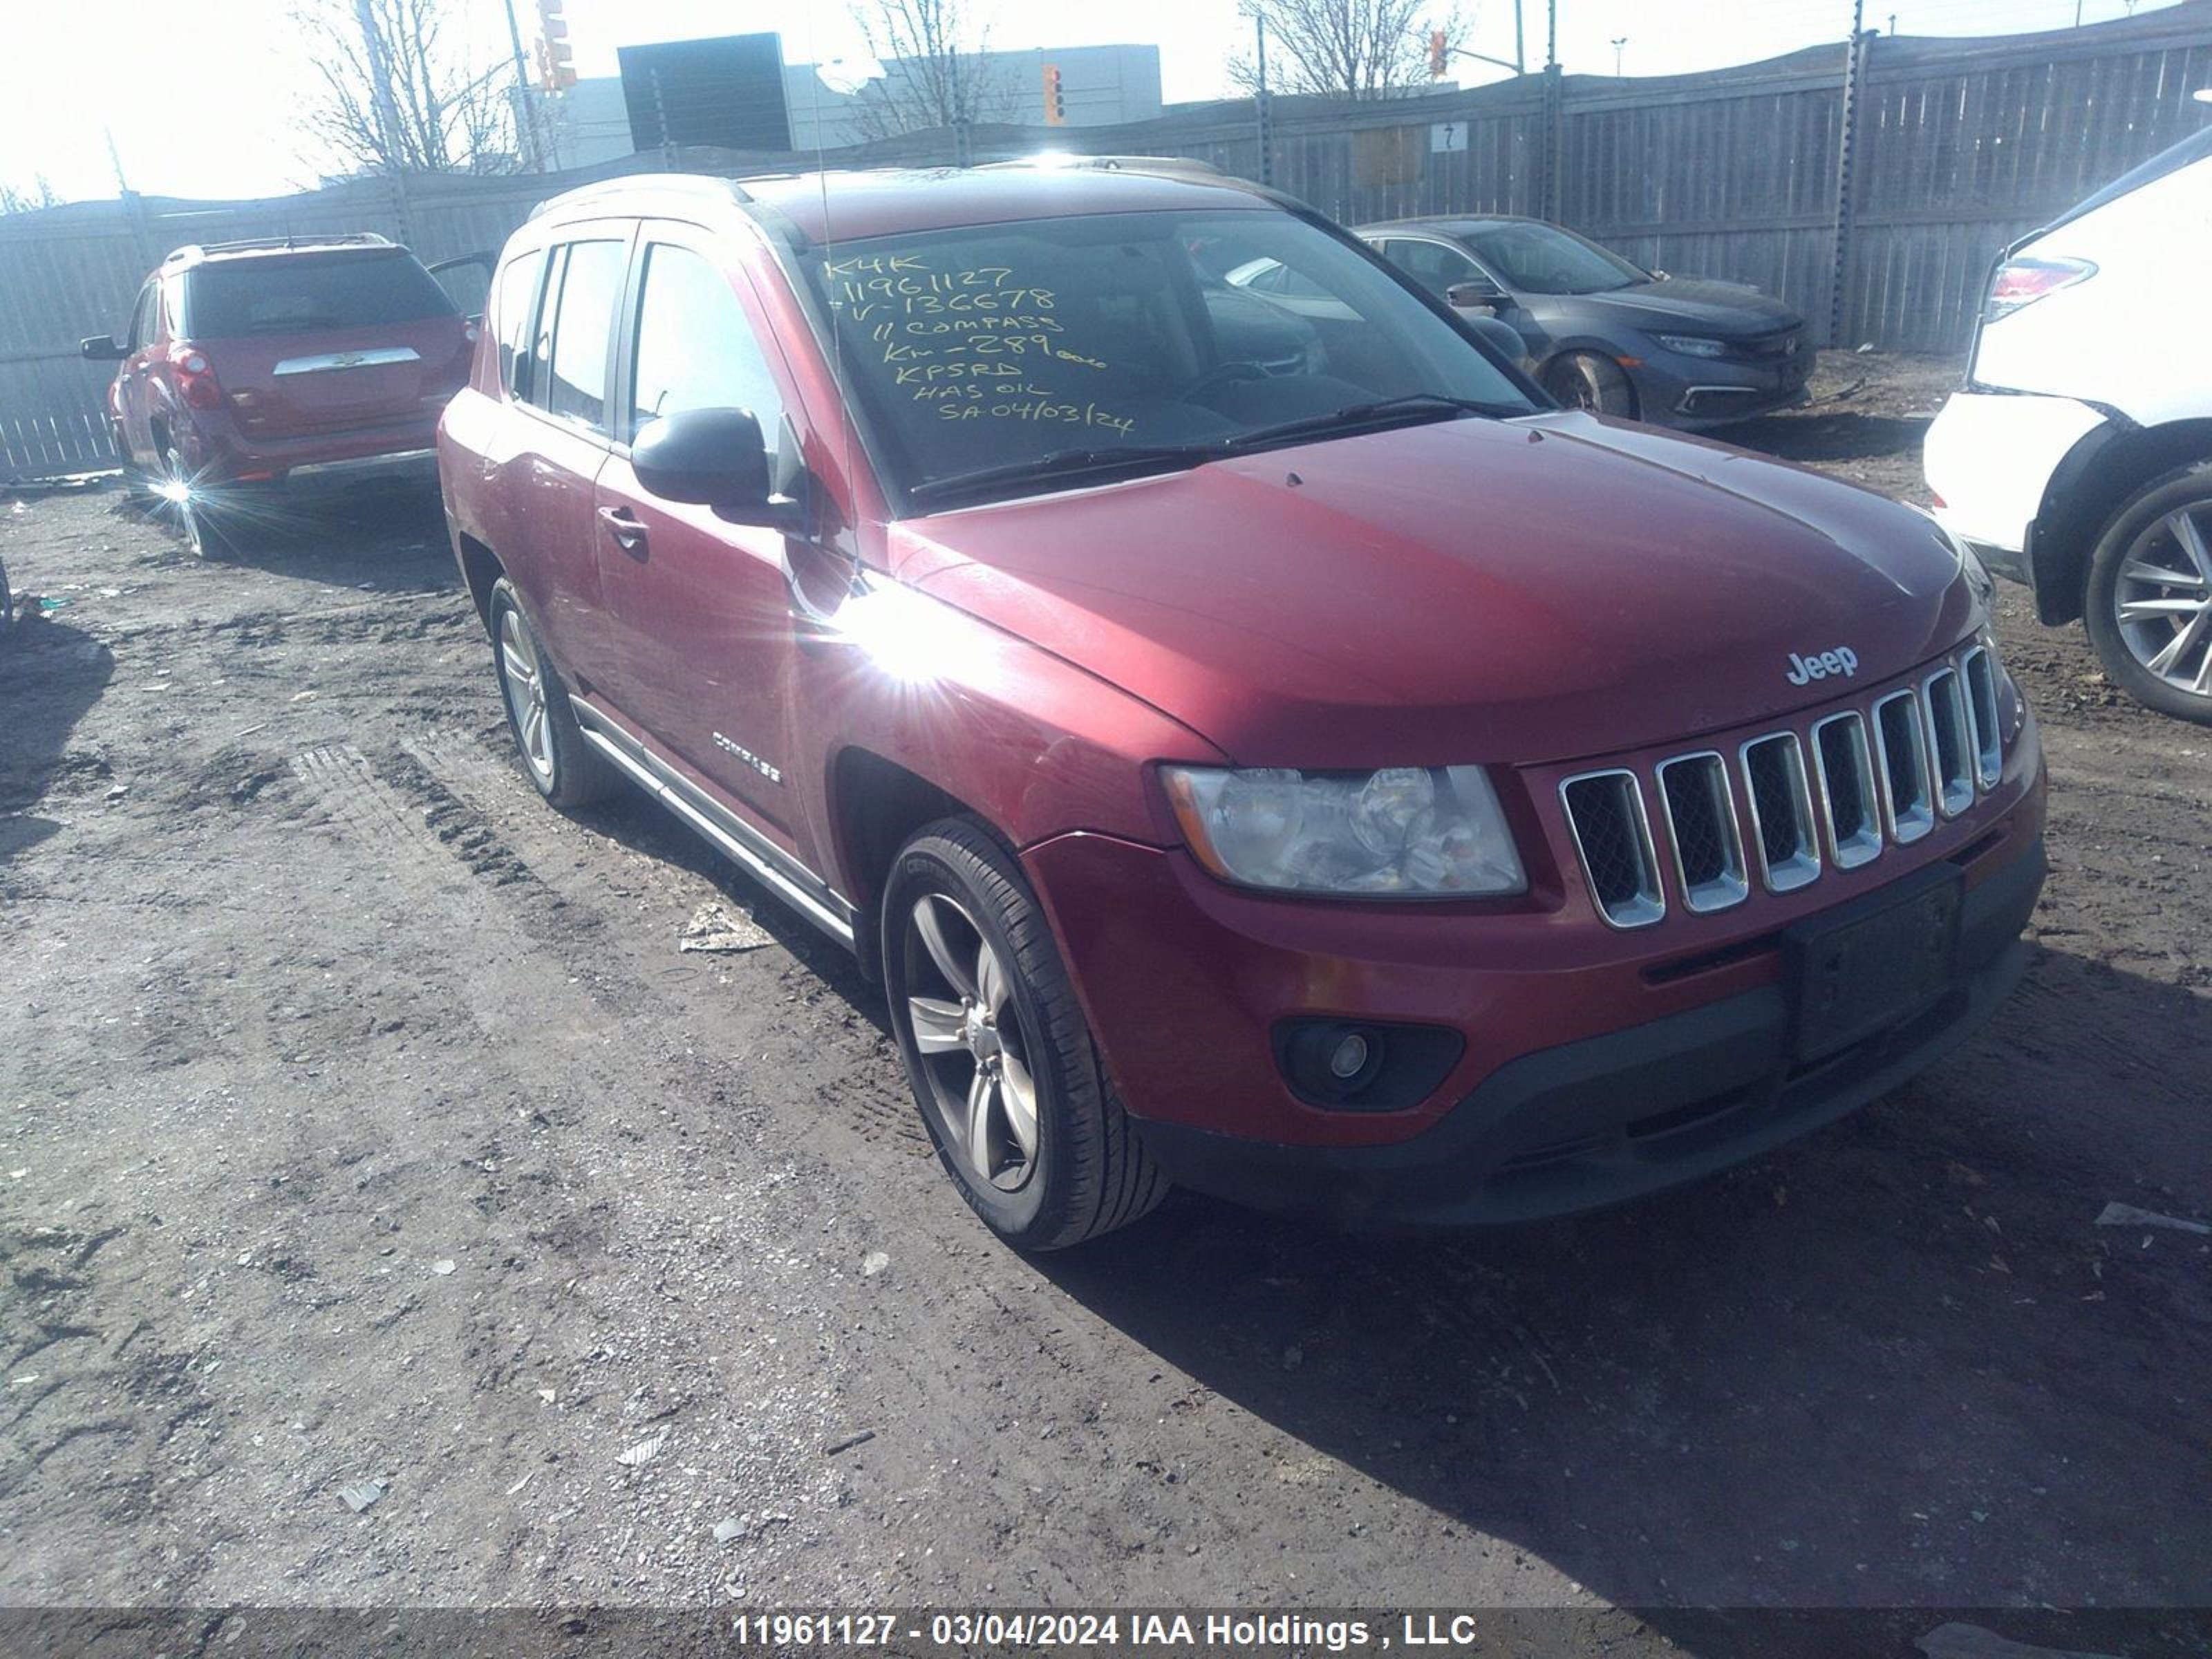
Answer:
[169,344,224,411]
[1983,256,2094,324]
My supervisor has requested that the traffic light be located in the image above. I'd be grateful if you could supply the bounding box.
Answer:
[1429,28,1448,77]
[536,0,576,90]
[1042,64,1065,126]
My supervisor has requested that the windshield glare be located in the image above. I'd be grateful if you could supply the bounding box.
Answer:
[802,209,1536,506]
[1458,222,1647,296]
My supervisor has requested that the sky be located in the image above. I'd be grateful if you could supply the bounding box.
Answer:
[0,0,2186,203]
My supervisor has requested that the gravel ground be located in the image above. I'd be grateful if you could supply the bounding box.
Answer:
[1,355,2207,1641]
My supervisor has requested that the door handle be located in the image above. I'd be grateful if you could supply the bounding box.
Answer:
[597,505,648,553]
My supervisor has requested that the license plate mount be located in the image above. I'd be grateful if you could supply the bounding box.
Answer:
[1788,872,1963,1063]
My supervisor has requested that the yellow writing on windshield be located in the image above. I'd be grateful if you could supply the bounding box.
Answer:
[829,250,1135,437]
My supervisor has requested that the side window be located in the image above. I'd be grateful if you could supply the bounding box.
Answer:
[544,238,626,431]
[1381,239,1478,300]
[493,248,546,402]
[627,241,783,453]
[129,282,158,350]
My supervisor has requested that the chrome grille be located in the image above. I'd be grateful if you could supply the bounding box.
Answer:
[1655,752,1747,912]
[1873,690,1935,844]
[1740,733,1820,892]
[1962,645,2002,788]
[1559,770,1665,928]
[1811,713,1882,868]
[1557,644,2008,926]
[1922,668,1975,818]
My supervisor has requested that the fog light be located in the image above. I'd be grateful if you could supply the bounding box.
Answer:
[1272,1018,1463,1112]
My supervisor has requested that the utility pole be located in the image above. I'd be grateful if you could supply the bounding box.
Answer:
[1515,0,1526,74]
[1828,0,1870,346]
[354,0,409,171]
[103,126,131,194]
[1253,10,1274,187]
[498,0,542,169]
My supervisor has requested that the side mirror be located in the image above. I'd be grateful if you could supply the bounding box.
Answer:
[80,335,127,361]
[632,406,780,521]
[1465,315,1526,364]
[1443,279,1506,310]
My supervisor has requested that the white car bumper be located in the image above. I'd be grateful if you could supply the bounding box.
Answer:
[1924,390,2108,563]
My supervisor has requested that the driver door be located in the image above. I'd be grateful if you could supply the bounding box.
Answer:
[591,224,810,854]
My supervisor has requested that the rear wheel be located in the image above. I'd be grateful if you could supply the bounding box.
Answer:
[2083,463,2212,727]
[883,818,1167,1250]
[160,442,234,559]
[488,577,620,807]
[1542,350,1638,418]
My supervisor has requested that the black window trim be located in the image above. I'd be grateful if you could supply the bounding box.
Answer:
[493,243,552,406]
[509,221,637,449]
[617,221,798,453]
[1376,232,1505,298]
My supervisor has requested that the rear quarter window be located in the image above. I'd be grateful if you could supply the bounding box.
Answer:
[494,249,547,400]
[184,254,457,338]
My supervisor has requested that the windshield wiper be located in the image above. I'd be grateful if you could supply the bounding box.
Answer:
[1222,392,1511,452]
[906,442,1229,505]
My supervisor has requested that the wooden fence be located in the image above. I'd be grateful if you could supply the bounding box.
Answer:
[3,1,2208,480]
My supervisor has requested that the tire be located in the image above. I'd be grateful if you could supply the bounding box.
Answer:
[160,442,235,559]
[1541,350,1638,418]
[2081,462,2212,727]
[882,818,1168,1250]
[487,577,621,807]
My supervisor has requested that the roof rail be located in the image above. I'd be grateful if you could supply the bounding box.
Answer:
[165,232,395,263]
[528,174,754,221]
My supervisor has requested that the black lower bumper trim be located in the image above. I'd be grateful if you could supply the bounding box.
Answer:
[1134,836,2045,1229]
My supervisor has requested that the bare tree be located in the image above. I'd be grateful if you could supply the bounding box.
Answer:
[0,175,64,214]
[845,0,1009,140]
[294,0,525,175]
[1230,0,1465,100]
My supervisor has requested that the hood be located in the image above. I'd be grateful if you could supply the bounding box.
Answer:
[888,411,1977,769]
[1564,278,1799,335]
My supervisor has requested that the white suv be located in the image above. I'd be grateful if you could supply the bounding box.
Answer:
[1924,123,2212,725]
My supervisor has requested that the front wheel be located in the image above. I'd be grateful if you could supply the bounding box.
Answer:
[1541,350,1638,418]
[2083,463,2212,726]
[882,818,1167,1250]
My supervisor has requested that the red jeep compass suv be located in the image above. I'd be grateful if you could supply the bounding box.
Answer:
[438,167,2047,1249]
[82,234,475,556]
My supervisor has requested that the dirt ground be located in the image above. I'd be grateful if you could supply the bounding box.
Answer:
[1,355,2207,1644]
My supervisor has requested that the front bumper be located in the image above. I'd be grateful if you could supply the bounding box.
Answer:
[1022,667,2045,1228]
[1135,836,2041,1228]
[1633,348,1814,429]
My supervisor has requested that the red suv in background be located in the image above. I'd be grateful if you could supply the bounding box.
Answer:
[82,234,476,556]
[438,167,2047,1250]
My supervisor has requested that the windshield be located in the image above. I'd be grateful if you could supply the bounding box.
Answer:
[1456,221,1648,296]
[799,208,1536,509]
[184,253,457,338]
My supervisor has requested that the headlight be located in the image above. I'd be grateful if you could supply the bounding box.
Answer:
[1655,333,1728,359]
[1162,765,1526,898]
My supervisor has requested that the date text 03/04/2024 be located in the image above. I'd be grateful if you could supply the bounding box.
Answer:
[722,1613,1495,1650]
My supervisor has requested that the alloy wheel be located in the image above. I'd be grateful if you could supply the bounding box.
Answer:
[498,606,556,786]
[2113,502,2212,700]
[902,891,1040,1193]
